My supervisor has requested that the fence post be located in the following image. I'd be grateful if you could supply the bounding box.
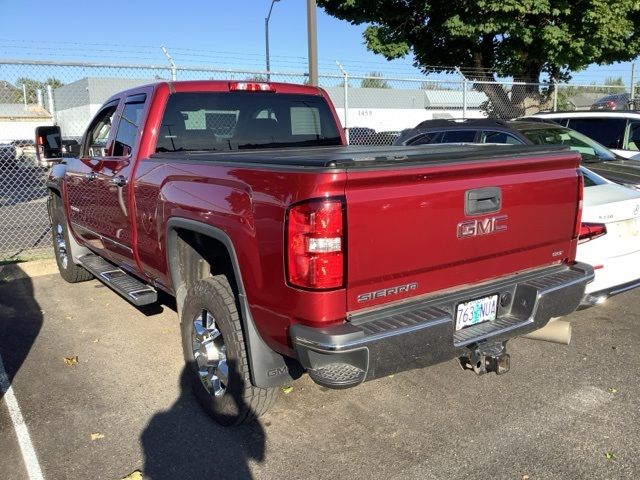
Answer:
[161,46,177,81]
[553,80,558,112]
[336,61,349,143]
[46,84,56,125]
[455,67,467,119]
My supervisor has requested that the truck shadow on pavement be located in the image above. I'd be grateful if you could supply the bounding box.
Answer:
[0,266,43,393]
[140,365,266,480]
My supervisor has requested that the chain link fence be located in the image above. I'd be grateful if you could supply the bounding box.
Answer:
[0,59,632,259]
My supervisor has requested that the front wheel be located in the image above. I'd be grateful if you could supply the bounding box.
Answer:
[180,276,278,426]
[49,195,93,283]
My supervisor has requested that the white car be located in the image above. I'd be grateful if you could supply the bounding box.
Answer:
[579,167,640,305]
[528,111,640,160]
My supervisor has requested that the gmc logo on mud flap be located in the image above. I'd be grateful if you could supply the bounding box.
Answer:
[457,215,508,239]
[267,366,289,377]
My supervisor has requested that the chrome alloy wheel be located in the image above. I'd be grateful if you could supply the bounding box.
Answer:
[192,309,228,397]
[55,224,68,269]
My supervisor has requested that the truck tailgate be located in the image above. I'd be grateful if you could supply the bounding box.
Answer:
[345,151,581,312]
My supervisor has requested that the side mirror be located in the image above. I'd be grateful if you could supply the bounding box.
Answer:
[35,126,64,164]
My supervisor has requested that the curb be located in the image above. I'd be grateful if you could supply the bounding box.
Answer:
[0,259,59,282]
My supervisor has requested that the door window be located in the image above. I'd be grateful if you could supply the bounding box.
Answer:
[624,121,640,151]
[480,130,523,144]
[83,103,118,157]
[439,130,477,143]
[565,118,625,149]
[408,131,443,145]
[113,96,146,157]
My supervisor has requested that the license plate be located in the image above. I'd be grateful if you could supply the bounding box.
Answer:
[455,294,498,330]
[620,218,640,238]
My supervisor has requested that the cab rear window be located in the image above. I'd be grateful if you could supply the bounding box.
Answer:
[155,92,342,152]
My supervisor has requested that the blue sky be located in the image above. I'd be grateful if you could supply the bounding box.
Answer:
[0,0,635,85]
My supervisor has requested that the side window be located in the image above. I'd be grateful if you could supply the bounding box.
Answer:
[624,120,640,151]
[440,130,477,143]
[566,118,625,149]
[409,131,443,145]
[84,103,118,157]
[481,130,523,145]
[113,96,146,157]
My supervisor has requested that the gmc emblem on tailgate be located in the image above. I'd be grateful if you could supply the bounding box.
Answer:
[457,215,508,239]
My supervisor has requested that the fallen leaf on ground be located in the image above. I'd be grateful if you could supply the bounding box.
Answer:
[63,356,79,366]
[121,470,143,480]
[388,374,394,378]
[90,433,105,440]
[522,475,530,480]
[93,338,99,343]
[608,387,618,393]
[281,386,293,394]
[604,452,616,460]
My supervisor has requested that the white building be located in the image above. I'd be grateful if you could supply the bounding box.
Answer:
[0,104,52,141]
[54,77,154,137]
[324,86,488,132]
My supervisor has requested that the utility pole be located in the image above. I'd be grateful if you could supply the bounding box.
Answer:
[265,0,280,81]
[307,0,318,86]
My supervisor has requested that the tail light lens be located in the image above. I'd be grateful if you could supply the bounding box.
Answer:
[578,223,607,243]
[573,171,584,239]
[287,198,344,289]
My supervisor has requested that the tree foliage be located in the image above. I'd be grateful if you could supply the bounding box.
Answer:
[13,77,64,104]
[360,72,390,88]
[318,0,640,117]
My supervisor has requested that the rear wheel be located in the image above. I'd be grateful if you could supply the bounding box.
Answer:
[180,276,278,425]
[49,195,93,283]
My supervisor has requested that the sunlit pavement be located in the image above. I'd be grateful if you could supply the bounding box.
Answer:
[1,266,639,480]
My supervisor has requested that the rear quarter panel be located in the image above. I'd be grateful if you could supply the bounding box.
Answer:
[133,159,347,355]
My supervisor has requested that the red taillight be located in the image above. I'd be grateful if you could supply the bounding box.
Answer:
[574,171,584,239]
[287,199,344,289]
[578,223,607,243]
[228,82,276,92]
[606,101,616,108]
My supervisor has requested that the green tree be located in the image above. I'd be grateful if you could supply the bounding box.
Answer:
[318,0,640,117]
[602,77,625,87]
[13,77,64,104]
[360,72,390,88]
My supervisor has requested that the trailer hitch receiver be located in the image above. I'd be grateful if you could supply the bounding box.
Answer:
[458,342,510,375]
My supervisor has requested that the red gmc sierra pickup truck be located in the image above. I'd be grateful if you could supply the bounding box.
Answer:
[36,80,593,425]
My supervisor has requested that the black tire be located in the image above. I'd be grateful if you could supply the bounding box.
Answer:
[49,194,93,283]
[181,276,278,426]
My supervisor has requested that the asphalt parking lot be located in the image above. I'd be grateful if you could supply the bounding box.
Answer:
[0,262,639,480]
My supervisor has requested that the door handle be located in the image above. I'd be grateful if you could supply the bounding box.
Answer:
[85,172,97,181]
[112,175,127,187]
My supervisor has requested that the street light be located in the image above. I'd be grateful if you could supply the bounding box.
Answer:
[265,0,280,81]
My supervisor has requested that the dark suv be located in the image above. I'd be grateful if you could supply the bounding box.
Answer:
[393,118,640,188]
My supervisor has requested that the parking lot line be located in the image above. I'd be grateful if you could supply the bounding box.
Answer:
[0,353,44,480]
